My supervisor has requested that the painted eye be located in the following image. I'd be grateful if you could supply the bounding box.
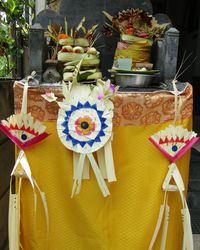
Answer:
[0,113,49,149]
[149,125,197,160]
[171,145,178,152]
[10,129,36,142]
[159,142,186,157]
[21,133,27,141]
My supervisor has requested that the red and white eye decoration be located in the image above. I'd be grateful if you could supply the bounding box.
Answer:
[149,125,199,162]
[0,113,49,149]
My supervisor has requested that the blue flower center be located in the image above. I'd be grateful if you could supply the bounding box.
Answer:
[21,134,27,141]
[81,121,89,129]
[172,145,178,152]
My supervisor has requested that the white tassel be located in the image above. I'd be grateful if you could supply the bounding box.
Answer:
[149,163,193,250]
[104,140,116,182]
[71,154,86,197]
[87,153,110,197]
[73,152,90,180]
[96,148,107,179]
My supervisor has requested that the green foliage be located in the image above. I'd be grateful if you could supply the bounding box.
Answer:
[0,56,13,78]
[0,0,34,78]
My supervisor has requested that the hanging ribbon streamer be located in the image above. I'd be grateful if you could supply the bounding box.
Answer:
[87,153,110,197]
[73,152,90,180]
[97,139,116,182]
[149,125,198,249]
[172,80,183,125]
[8,177,21,250]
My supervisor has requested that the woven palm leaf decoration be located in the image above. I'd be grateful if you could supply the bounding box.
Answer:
[43,77,117,197]
[0,74,49,250]
[148,54,198,250]
[148,125,198,250]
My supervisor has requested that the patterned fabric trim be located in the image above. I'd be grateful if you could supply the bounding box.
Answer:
[14,82,193,126]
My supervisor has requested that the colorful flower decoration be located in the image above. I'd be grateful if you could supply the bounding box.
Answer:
[57,99,112,154]
[75,116,95,136]
[148,125,199,250]
[44,80,117,197]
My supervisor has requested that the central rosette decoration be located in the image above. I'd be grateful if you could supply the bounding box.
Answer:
[43,79,118,197]
[57,100,112,154]
[75,116,95,136]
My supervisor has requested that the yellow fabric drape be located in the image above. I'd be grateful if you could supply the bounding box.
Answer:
[19,119,191,250]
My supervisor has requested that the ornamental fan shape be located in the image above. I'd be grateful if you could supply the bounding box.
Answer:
[149,125,198,162]
[0,113,48,149]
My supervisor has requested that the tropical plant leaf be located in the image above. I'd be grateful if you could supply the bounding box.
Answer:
[75,17,86,36]
[77,71,94,81]
[72,58,84,85]
[81,26,87,34]
[64,17,68,35]
[6,0,16,13]
[102,11,113,22]
[85,24,98,38]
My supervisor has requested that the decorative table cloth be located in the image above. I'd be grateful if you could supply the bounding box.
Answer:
[14,82,192,250]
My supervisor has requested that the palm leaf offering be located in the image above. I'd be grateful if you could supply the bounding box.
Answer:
[56,17,102,83]
[103,8,169,39]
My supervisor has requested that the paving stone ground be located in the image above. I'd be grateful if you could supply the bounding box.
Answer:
[194,234,200,249]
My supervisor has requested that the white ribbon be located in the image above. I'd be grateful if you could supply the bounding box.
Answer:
[148,192,169,250]
[104,140,116,182]
[8,177,22,250]
[71,152,110,197]
[33,178,49,250]
[73,152,90,180]
[97,148,107,179]
[149,163,193,250]
[87,153,110,197]
[21,80,29,114]
[71,153,86,197]
[172,80,183,125]
[97,140,116,182]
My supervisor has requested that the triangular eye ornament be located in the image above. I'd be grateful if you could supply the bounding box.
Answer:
[0,113,49,149]
[0,76,49,249]
[148,124,199,250]
[149,125,199,162]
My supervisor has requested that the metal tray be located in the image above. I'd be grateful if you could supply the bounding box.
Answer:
[114,73,159,88]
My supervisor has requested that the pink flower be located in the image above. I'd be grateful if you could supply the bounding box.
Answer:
[98,92,104,100]
[138,32,149,38]
[109,83,115,94]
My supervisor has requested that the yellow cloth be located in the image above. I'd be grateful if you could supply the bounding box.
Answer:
[19,119,191,250]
